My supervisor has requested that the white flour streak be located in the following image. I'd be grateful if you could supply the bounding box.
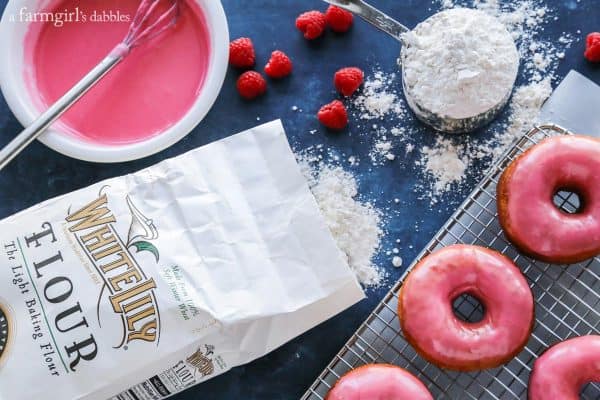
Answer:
[300,160,386,287]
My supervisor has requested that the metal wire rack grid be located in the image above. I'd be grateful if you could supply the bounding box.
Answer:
[302,125,600,400]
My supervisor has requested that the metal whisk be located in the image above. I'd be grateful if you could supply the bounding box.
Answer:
[0,0,180,171]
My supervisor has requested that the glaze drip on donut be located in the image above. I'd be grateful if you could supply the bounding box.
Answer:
[497,135,600,264]
[398,244,534,371]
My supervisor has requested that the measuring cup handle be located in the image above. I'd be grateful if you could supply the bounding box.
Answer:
[324,0,409,40]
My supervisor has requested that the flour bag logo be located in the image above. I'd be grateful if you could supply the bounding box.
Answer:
[186,344,215,378]
[66,189,162,349]
[0,301,12,366]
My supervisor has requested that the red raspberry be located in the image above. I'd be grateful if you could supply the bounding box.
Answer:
[318,100,348,130]
[584,32,600,63]
[229,37,255,69]
[325,6,354,33]
[334,67,364,96]
[296,11,327,40]
[237,71,267,99]
[264,50,293,78]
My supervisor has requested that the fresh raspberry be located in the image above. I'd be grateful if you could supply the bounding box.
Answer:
[296,11,327,40]
[325,6,354,33]
[584,32,600,63]
[229,37,255,69]
[237,71,267,99]
[334,67,364,96]
[264,50,293,78]
[318,100,348,130]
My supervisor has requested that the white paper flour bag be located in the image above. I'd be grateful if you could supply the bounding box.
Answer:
[0,120,364,400]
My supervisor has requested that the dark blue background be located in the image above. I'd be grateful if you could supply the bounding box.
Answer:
[0,1,599,399]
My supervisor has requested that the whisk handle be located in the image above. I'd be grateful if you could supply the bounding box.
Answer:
[0,51,123,171]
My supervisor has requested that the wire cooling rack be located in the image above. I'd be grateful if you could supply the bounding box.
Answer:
[302,125,600,400]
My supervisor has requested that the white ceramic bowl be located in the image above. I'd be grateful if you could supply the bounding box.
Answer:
[0,0,229,163]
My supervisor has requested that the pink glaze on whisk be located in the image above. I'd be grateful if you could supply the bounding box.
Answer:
[24,0,210,145]
[122,0,179,50]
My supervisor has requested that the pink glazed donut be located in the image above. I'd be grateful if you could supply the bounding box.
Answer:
[529,335,600,400]
[325,364,433,400]
[497,135,600,264]
[398,244,534,371]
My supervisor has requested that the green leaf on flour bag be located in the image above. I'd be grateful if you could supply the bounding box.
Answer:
[130,241,160,262]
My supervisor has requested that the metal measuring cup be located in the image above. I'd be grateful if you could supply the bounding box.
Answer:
[324,0,518,134]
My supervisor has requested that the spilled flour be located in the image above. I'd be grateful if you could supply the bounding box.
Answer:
[404,0,570,200]
[340,0,570,202]
[414,0,572,201]
[418,138,469,195]
[300,160,386,287]
[477,78,553,160]
[292,0,577,290]
[352,71,405,121]
[417,78,554,201]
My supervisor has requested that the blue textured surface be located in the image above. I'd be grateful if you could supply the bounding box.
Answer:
[0,0,599,399]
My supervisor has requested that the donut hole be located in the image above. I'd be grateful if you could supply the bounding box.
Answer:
[580,381,600,398]
[452,293,486,323]
[553,189,584,214]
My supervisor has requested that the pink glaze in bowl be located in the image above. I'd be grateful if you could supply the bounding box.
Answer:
[0,0,229,163]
